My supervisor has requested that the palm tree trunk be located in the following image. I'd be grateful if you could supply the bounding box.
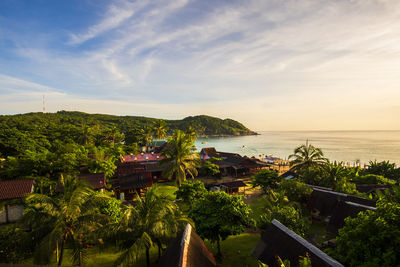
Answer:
[217,237,222,257]
[157,241,162,259]
[58,234,66,266]
[146,246,150,267]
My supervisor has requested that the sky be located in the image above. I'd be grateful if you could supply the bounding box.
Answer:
[0,0,400,131]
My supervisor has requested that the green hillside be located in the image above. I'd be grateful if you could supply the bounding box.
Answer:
[0,111,256,157]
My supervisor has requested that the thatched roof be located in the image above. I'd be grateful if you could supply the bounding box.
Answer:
[158,224,216,267]
[252,220,343,267]
[327,201,376,233]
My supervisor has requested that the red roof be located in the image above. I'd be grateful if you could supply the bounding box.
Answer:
[0,179,34,200]
[121,153,164,163]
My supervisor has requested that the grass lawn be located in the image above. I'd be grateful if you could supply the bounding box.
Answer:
[245,193,267,221]
[154,181,178,200]
[22,245,161,267]
[205,233,261,267]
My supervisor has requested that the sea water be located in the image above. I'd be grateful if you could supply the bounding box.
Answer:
[195,131,400,166]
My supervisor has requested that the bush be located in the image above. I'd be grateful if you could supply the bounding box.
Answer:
[175,180,207,207]
[351,174,396,185]
[278,179,312,203]
[258,205,308,236]
[251,169,280,192]
[0,225,33,263]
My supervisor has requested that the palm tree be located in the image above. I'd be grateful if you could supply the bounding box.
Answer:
[153,120,167,140]
[185,126,197,141]
[143,127,153,152]
[323,161,346,189]
[114,186,187,267]
[23,176,110,266]
[288,141,327,173]
[160,130,199,186]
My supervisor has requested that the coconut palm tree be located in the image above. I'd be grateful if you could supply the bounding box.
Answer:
[143,127,153,152]
[323,161,346,189]
[153,120,167,140]
[288,141,327,174]
[160,130,199,186]
[114,186,187,267]
[22,176,110,266]
[185,126,197,141]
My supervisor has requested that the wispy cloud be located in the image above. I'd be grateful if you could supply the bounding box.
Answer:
[1,0,400,129]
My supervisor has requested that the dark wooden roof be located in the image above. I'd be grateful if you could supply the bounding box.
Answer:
[158,224,216,267]
[307,188,376,216]
[327,201,376,233]
[77,173,105,189]
[221,180,247,188]
[0,179,34,200]
[253,219,343,267]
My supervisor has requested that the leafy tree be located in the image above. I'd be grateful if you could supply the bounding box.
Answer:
[175,180,207,208]
[277,179,312,203]
[258,190,308,236]
[199,160,220,178]
[251,169,280,193]
[22,176,110,266]
[335,186,400,266]
[160,130,199,186]
[114,186,187,267]
[189,191,253,256]
[288,141,328,174]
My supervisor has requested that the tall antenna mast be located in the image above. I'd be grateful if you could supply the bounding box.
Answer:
[42,95,46,113]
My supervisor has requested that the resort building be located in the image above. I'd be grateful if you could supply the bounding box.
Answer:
[0,179,34,224]
[114,153,166,200]
[200,147,270,177]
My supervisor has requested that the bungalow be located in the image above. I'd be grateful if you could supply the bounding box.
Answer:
[220,180,247,195]
[252,219,343,267]
[0,179,34,224]
[114,153,166,200]
[200,148,270,177]
[158,224,216,267]
[205,180,247,195]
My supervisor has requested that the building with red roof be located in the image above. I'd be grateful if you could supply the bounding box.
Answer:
[0,179,34,224]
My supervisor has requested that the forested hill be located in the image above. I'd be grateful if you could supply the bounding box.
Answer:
[0,111,256,157]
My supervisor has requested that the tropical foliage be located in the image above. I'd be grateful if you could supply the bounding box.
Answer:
[189,191,253,256]
[22,176,110,266]
[160,130,199,186]
[251,169,280,193]
[175,180,208,208]
[288,141,328,173]
[335,186,400,266]
[114,186,187,267]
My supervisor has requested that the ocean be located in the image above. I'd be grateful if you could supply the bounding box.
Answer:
[195,131,400,166]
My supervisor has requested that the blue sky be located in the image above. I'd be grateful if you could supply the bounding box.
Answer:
[1,0,400,130]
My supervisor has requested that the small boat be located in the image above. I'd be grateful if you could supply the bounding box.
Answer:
[201,141,208,144]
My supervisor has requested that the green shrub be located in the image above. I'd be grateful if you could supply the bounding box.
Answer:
[351,174,396,185]
[258,205,308,237]
[278,179,312,203]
